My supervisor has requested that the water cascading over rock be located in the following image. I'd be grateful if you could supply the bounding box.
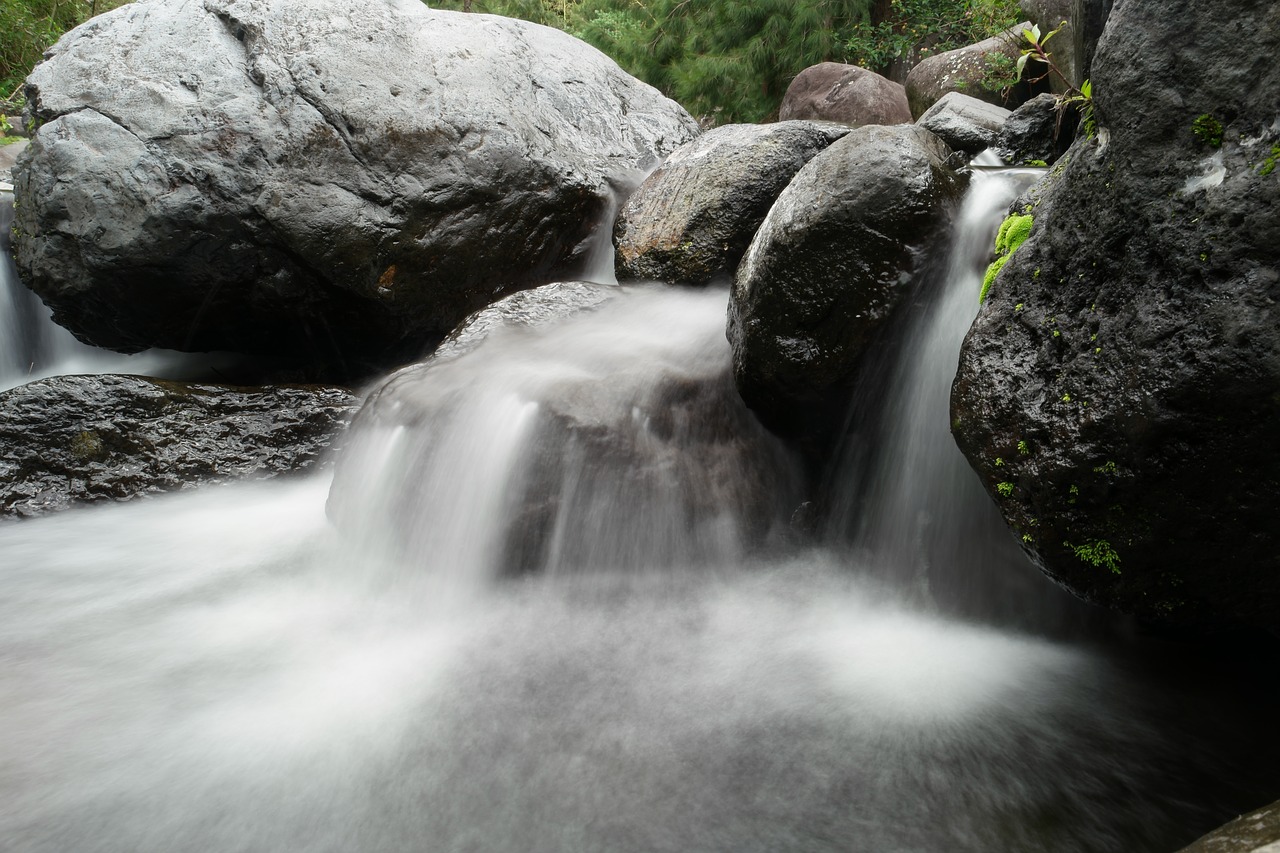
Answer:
[951,0,1280,632]
[12,0,698,375]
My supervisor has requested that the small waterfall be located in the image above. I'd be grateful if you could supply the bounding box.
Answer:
[328,284,801,587]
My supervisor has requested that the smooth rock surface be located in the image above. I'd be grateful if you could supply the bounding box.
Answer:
[0,374,358,517]
[905,22,1034,119]
[613,122,849,286]
[951,0,1280,631]
[778,63,913,128]
[728,124,964,445]
[13,0,697,374]
[917,91,1012,155]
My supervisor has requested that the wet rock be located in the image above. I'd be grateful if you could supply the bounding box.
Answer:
[13,0,697,376]
[1020,0,1077,92]
[1072,0,1115,87]
[1176,800,1280,852]
[778,63,912,128]
[917,91,1012,155]
[613,122,850,286]
[996,92,1073,165]
[905,22,1034,119]
[728,124,965,446]
[0,375,358,517]
[951,0,1280,631]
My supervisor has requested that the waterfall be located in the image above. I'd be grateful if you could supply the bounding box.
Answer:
[0,175,1276,853]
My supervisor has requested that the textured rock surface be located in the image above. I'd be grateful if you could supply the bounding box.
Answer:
[13,0,697,374]
[905,22,1033,119]
[1177,801,1280,853]
[996,92,1071,165]
[728,124,964,444]
[1072,0,1115,87]
[951,0,1280,631]
[778,63,912,128]
[0,374,358,516]
[1020,0,1076,92]
[613,122,849,286]
[917,91,1012,155]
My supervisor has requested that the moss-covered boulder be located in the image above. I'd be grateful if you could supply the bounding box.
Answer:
[951,0,1280,632]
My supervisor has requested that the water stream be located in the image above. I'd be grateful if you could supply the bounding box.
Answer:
[0,174,1276,852]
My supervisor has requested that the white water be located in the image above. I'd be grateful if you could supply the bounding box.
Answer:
[0,175,1276,852]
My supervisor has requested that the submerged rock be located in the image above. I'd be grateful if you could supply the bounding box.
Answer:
[13,0,697,375]
[1176,800,1280,852]
[778,63,912,128]
[0,375,358,517]
[951,0,1280,631]
[613,122,849,286]
[728,124,965,446]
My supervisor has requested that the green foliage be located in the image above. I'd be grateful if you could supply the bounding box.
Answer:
[0,0,131,104]
[1191,113,1223,148]
[1065,539,1121,574]
[845,0,1020,74]
[979,213,1033,303]
[1259,145,1280,177]
[996,481,1014,497]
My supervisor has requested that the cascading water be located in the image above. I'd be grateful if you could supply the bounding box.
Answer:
[0,173,1277,852]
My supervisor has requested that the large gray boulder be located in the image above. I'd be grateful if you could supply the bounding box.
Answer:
[917,91,1012,155]
[905,22,1033,119]
[13,0,698,375]
[728,124,965,445]
[951,0,1280,631]
[613,122,849,286]
[0,374,358,517]
[778,63,912,128]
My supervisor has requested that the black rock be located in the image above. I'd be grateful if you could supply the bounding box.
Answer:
[0,375,359,517]
[951,0,1280,632]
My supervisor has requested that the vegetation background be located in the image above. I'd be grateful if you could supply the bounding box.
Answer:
[0,0,1021,123]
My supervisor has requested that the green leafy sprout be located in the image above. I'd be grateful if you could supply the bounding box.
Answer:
[1065,539,1121,574]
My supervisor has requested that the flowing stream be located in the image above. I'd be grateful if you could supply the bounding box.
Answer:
[0,175,1277,852]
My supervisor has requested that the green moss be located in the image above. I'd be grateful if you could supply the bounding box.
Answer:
[1065,539,1121,574]
[980,214,1035,304]
[1259,145,1280,177]
[70,430,106,461]
[1191,113,1223,148]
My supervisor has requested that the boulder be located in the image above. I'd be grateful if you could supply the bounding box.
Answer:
[917,91,1012,155]
[905,22,1033,119]
[1176,800,1280,852]
[951,0,1280,631]
[0,375,358,517]
[1072,0,1115,88]
[778,63,912,128]
[613,121,850,286]
[0,140,26,191]
[995,92,1071,165]
[728,124,965,445]
[13,0,698,376]
[329,282,799,573]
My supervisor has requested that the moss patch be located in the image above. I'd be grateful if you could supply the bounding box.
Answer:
[980,213,1034,303]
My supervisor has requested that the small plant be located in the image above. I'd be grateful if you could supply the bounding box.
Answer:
[1017,440,1030,455]
[1092,460,1118,475]
[996,481,1014,497]
[1016,24,1096,140]
[1065,539,1121,574]
[1191,113,1224,148]
[1258,145,1280,177]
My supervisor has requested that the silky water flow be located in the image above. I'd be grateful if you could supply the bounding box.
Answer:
[0,174,1276,852]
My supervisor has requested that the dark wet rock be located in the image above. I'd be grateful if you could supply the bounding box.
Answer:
[778,63,912,128]
[1072,0,1115,87]
[12,0,697,376]
[917,91,1012,155]
[1176,800,1280,852]
[951,0,1280,632]
[1020,0,1077,92]
[728,124,965,447]
[0,374,358,517]
[905,22,1033,119]
[613,122,850,286]
[996,93,1072,165]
